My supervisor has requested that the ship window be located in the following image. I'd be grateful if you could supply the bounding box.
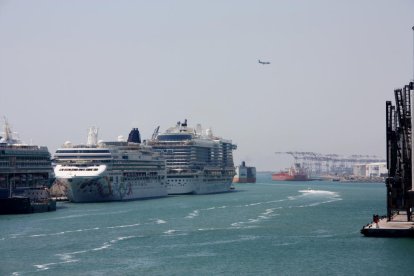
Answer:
[157,134,192,141]
[56,150,110,154]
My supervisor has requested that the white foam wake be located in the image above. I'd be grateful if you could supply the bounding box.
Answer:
[106,223,140,229]
[8,220,144,243]
[231,207,281,227]
[28,227,100,238]
[298,189,338,196]
[153,219,167,224]
[34,236,137,271]
[185,205,230,219]
[291,189,342,208]
[185,210,199,219]
[163,229,188,236]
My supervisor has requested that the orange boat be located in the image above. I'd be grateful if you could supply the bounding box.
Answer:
[272,163,309,181]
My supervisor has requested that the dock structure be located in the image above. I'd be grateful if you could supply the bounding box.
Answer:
[361,213,414,237]
[361,80,414,237]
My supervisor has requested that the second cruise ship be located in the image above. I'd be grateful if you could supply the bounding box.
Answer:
[148,120,237,194]
[53,127,167,202]
[0,119,56,214]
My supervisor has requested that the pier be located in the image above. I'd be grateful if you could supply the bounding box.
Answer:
[361,212,414,237]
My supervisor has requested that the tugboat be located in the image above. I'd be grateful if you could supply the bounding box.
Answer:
[0,119,56,214]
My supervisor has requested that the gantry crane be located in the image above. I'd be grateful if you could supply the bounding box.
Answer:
[275,151,385,176]
[385,81,414,221]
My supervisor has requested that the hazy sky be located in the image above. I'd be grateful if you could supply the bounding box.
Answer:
[0,0,413,171]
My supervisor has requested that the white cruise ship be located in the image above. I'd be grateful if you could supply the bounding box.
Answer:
[148,120,237,194]
[53,127,167,203]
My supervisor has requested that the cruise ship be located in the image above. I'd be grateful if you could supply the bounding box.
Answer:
[148,120,237,194]
[53,127,167,203]
[0,119,56,214]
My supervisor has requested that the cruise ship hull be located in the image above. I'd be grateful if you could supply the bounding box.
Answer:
[167,175,233,195]
[55,176,167,203]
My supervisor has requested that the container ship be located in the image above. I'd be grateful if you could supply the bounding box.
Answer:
[272,163,309,181]
[148,119,237,194]
[233,161,256,183]
[0,119,56,214]
[53,127,167,203]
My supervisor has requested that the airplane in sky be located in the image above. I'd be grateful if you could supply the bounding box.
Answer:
[258,59,271,65]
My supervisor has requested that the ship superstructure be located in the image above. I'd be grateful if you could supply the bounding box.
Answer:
[0,119,55,214]
[233,161,256,183]
[148,120,237,194]
[53,127,167,202]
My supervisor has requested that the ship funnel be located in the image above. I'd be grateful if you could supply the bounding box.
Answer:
[127,128,141,143]
[182,119,188,127]
[87,127,99,146]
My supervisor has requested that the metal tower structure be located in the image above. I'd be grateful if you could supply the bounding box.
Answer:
[385,81,414,221]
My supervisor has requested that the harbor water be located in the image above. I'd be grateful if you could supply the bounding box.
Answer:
[1,173,414,275]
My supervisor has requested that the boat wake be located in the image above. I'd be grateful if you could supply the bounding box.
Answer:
[8,220,150,240]
[183,189,341,228]
[33,236,138,271]
[185,205,229,219]
[45,210,131,221]
[151,219,167,224]
[163,229,188,236]
[292,189,342,207]
[231,207,281,227]
[298,189,338,196]
[193,235,258,247]
[106,223,140,229]
[185,210,200,219]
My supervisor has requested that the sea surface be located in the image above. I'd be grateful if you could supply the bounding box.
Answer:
[1,173,414,276]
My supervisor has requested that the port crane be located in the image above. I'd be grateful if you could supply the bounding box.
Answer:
[385,81,414,221]
[275,151,385,176]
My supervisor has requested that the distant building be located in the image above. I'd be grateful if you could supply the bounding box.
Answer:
[353,162,387,177]
[366,162,387,177]
[353,164,367,177]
